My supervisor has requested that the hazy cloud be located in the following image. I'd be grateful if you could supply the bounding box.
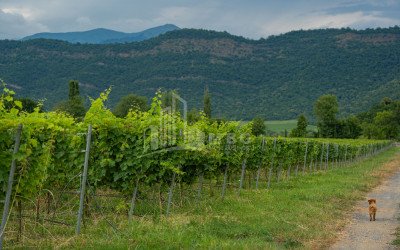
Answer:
[0,8,48,39]
[0,0,399,40]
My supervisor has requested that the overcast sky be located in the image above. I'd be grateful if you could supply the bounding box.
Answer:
[0,0,399,40]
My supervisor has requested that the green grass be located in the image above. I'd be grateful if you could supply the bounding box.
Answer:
[3,147,399,249]
[241,120,317,134]
[391,210,400,246]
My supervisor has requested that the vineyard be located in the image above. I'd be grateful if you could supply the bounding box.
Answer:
[0,87,393,248]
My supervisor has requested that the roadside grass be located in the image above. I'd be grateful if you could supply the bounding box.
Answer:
[3,147,399,249]
[391,210,400,246]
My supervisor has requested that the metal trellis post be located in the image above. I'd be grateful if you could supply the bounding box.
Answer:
[255,137,265,190]
[128,177,139,225]
[267,138,277,189]
[0,124,22,250]
[166,172,176,217]
[302,140,308,175]
[76,124,92,235]
[238,160,246,196]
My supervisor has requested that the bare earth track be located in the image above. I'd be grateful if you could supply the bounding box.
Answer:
[330,153,400,250]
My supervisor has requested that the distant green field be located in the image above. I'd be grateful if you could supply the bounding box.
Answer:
[241,120,317,134]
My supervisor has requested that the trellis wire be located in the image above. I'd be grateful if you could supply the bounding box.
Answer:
[0,123,392,247]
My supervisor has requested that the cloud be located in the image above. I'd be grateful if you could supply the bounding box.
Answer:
[155,4,220,29]
[0,0,399,40]
[256,3,399,37]
[2,7,35,20]
[0,8,48,39]
[76,16,92,26]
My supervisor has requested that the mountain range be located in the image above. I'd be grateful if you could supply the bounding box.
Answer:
[1,26,399,121]
[20,24,180,44]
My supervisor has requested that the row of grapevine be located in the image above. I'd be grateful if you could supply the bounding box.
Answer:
[0,87,393,202]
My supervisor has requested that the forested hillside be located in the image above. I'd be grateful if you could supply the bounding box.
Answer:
[0,26,399,120]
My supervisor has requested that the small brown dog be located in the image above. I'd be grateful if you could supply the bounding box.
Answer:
[368,198,377,221]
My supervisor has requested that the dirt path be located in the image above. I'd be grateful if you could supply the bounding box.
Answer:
[330,166,400,250]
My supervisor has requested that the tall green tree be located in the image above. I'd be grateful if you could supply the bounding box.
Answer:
[161,90,180,109]
[55,80,86,118]
[345,115,362,139]
[203,89,212,118]
[251,116,266,136]
[380,97,392,106]
[395,100,400,126]
[187,108,201,124]
[374,110,398,139]
[358,98,400,139]
[113,94,148,118]
[361,122,379,139]
[313,94,339,138]
[68,80,86,118]
[290,113,307,137]
[69,80,80,99]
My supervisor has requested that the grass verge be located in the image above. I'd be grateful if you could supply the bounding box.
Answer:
[4,147,400,249]
[391,210,400,246]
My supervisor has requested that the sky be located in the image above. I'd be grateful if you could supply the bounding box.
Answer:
[0,0,399,40]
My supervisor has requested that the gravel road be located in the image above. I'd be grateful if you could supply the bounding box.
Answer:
[330,166,400,250]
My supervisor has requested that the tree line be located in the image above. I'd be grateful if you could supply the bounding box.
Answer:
[5,79,399,141]
[285,94,400,140]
